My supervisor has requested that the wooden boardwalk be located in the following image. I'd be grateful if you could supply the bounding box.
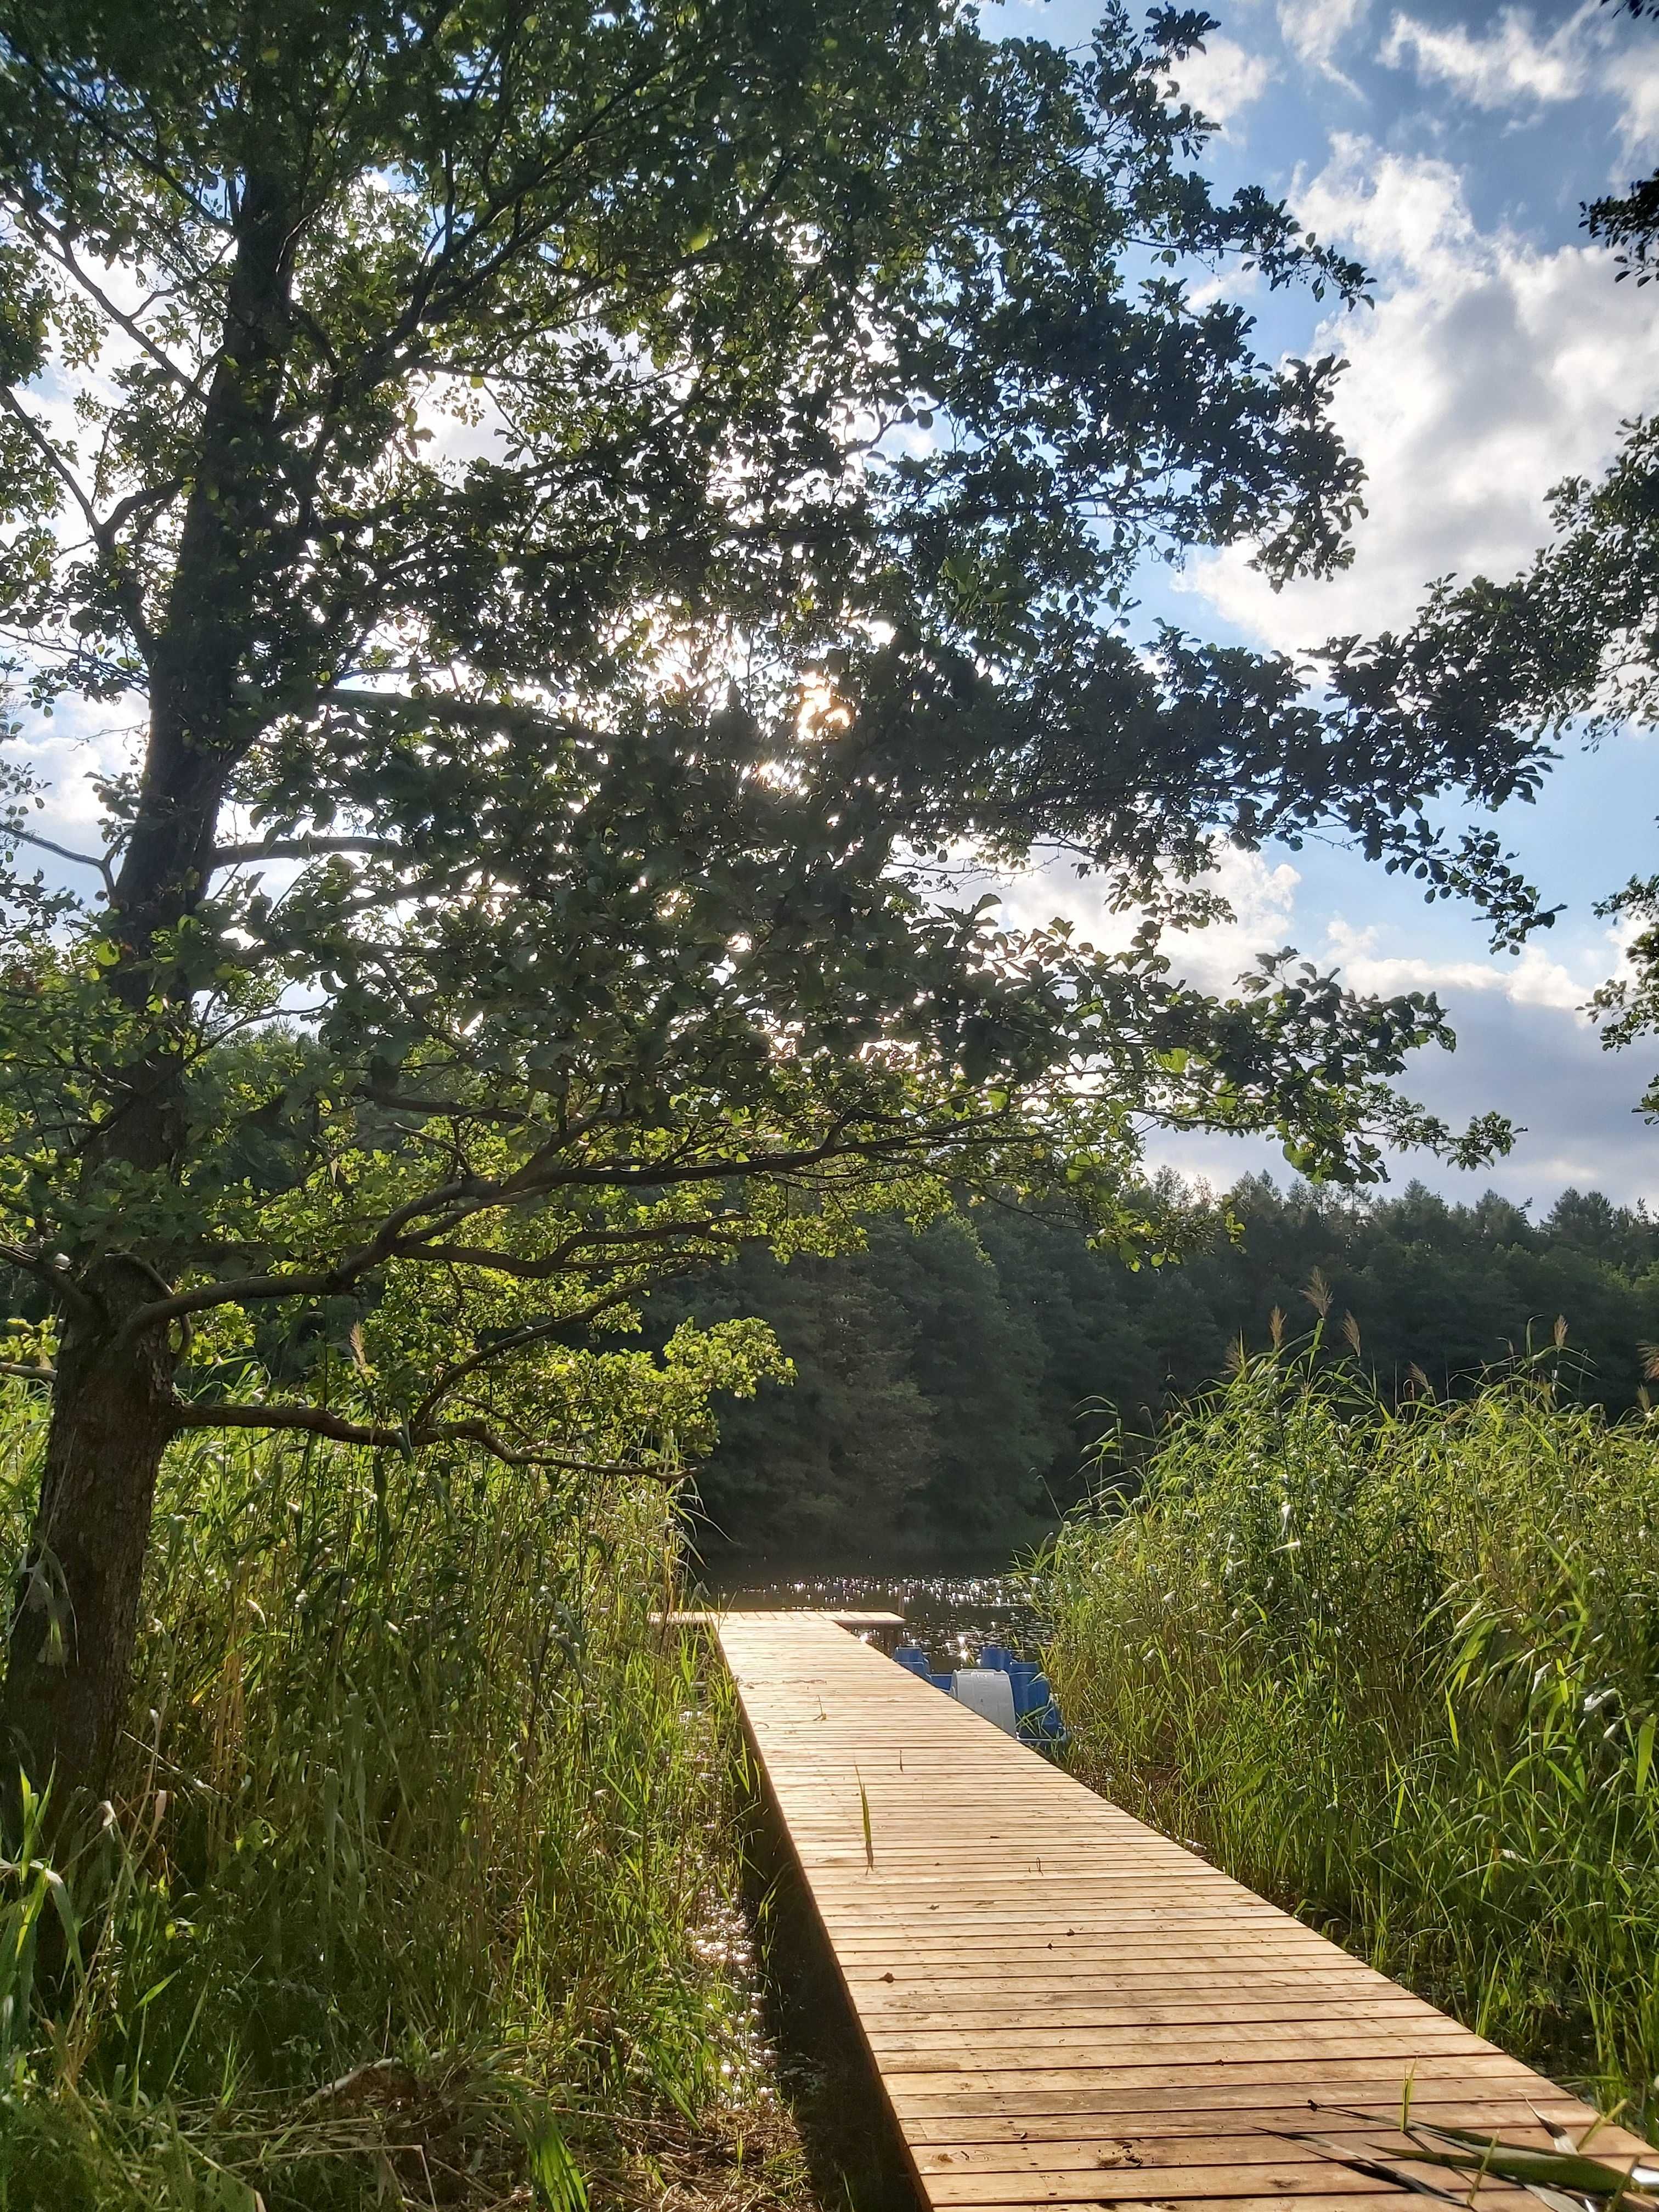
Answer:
[716,1612,1650,2212]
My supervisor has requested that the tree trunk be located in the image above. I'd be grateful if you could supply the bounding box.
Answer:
[0,163,300,1821]
[3,1271,177,1814]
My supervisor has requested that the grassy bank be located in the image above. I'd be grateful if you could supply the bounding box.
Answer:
[0,1386,805,2210]
[1039,1347,1659,2121]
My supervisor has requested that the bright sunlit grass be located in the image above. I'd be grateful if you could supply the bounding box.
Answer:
[0,1388,797,2210]
[1039,1343,1659,2125]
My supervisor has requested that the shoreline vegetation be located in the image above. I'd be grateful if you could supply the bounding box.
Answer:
[0,1385,813,2212]
[1038,1343,1659,2129]
[668,1178,1659,1574]
[10,1308,1659,2203]
[2,1,1657,2202]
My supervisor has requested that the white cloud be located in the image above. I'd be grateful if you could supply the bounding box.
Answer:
[995,845,1302,996]
[1323,916,1598,1014]
[1278,0,1370,86]
[990,850,1657,1204]
[1173,32,1276,132]
[8,694,142,847]
[1612,44,1659,154]
[1380,2,1659,155]
[1381,5,1593,111]
[1145,985,1659,1206]
[1179,136,1659,653]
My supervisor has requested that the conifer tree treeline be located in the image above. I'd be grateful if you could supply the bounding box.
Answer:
[665,1180,1659,1569]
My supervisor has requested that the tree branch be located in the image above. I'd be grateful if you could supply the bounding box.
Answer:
[364,1089,542,1126]
[211,834,402,868]
[0,386,102,538]
[20,208,210,402]
[115,1176,490,1340]
[403,1222,742,1276]
[0,1242,99,1324]
[0,390,160,660]
[411,1284,657,1428]
[116,1114,1006,1342]
[166,1395,660,1475]
[103,473,190,541]
[3,825,116,895]
[321,686,584,743]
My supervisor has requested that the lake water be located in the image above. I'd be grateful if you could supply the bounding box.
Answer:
[704,1571,1048,1669]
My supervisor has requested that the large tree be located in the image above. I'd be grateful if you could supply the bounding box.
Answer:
[0,0,1534,1804]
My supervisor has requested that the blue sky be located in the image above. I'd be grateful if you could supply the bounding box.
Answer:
[988,0,1659,1210]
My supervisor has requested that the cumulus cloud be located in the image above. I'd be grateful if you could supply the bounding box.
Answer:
[989,850,1656,1204]
[995,845,1302,996]
[8,693,143,856]
[1178,135,1659,653]
[1322,917,1599,1015]
[1381,5,1593,112]
[1139,906,1653,1203]
[1348,985,1655,1200]
[1173,32,1276,131]
[1380,2,1659,154]
[1278,0,1371,86]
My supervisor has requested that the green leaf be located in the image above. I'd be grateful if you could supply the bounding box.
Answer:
[526,2115,588,2212]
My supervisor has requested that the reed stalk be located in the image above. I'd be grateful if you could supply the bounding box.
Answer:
[0,1385,786,2209]
[1039,1345,1659,2125]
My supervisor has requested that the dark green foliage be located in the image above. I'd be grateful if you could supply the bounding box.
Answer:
[669,1178,1659,1569]
[1172,1176,1659,1406]
[0,0,1537,1796]
[667,1238,941,1564]
[663,1219,1056,1566]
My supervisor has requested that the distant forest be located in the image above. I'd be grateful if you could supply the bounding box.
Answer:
[657,1179,1659,1572]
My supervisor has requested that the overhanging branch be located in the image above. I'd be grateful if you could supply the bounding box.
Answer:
[321,686,584,745]
[4,825,116,896]
[0,1242,100,1325]
[411,1283,657,1429]
[20,207,210,403]
[406,1222,742,1276]
[167,1396,660,1476]
[211,834,402,868]
[116,1112,1011,1342]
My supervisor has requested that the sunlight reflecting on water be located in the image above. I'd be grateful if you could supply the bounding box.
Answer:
[703,1573,1045,1666]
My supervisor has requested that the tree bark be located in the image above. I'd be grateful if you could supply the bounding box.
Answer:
[3,1272,177,1814]
[0,159,300,1819]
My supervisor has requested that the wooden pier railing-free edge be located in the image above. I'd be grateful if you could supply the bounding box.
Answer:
[713,1610,1651,2212]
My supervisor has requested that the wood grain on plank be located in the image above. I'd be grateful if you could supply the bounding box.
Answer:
[713,1612,1645,2212]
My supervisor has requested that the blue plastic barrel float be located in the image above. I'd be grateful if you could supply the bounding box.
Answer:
[890,1640,1066,1746]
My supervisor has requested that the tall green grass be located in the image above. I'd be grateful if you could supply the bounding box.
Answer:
[1039,1345,1659,2120]
[0,1385,779,2209]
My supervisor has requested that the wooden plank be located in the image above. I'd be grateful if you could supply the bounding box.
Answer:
[657,1608,907,1630]
[910,2135,1659,2180]
[882,2060,1572,2106]
[947,2199,1536,2212]
[714,1611,1648,2212]
[919,2173,1543,2209]
[902,2102,1606,2146]
[851,2002,1448,2033]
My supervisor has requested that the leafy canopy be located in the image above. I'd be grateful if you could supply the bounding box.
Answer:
[0,0,1521,1465]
